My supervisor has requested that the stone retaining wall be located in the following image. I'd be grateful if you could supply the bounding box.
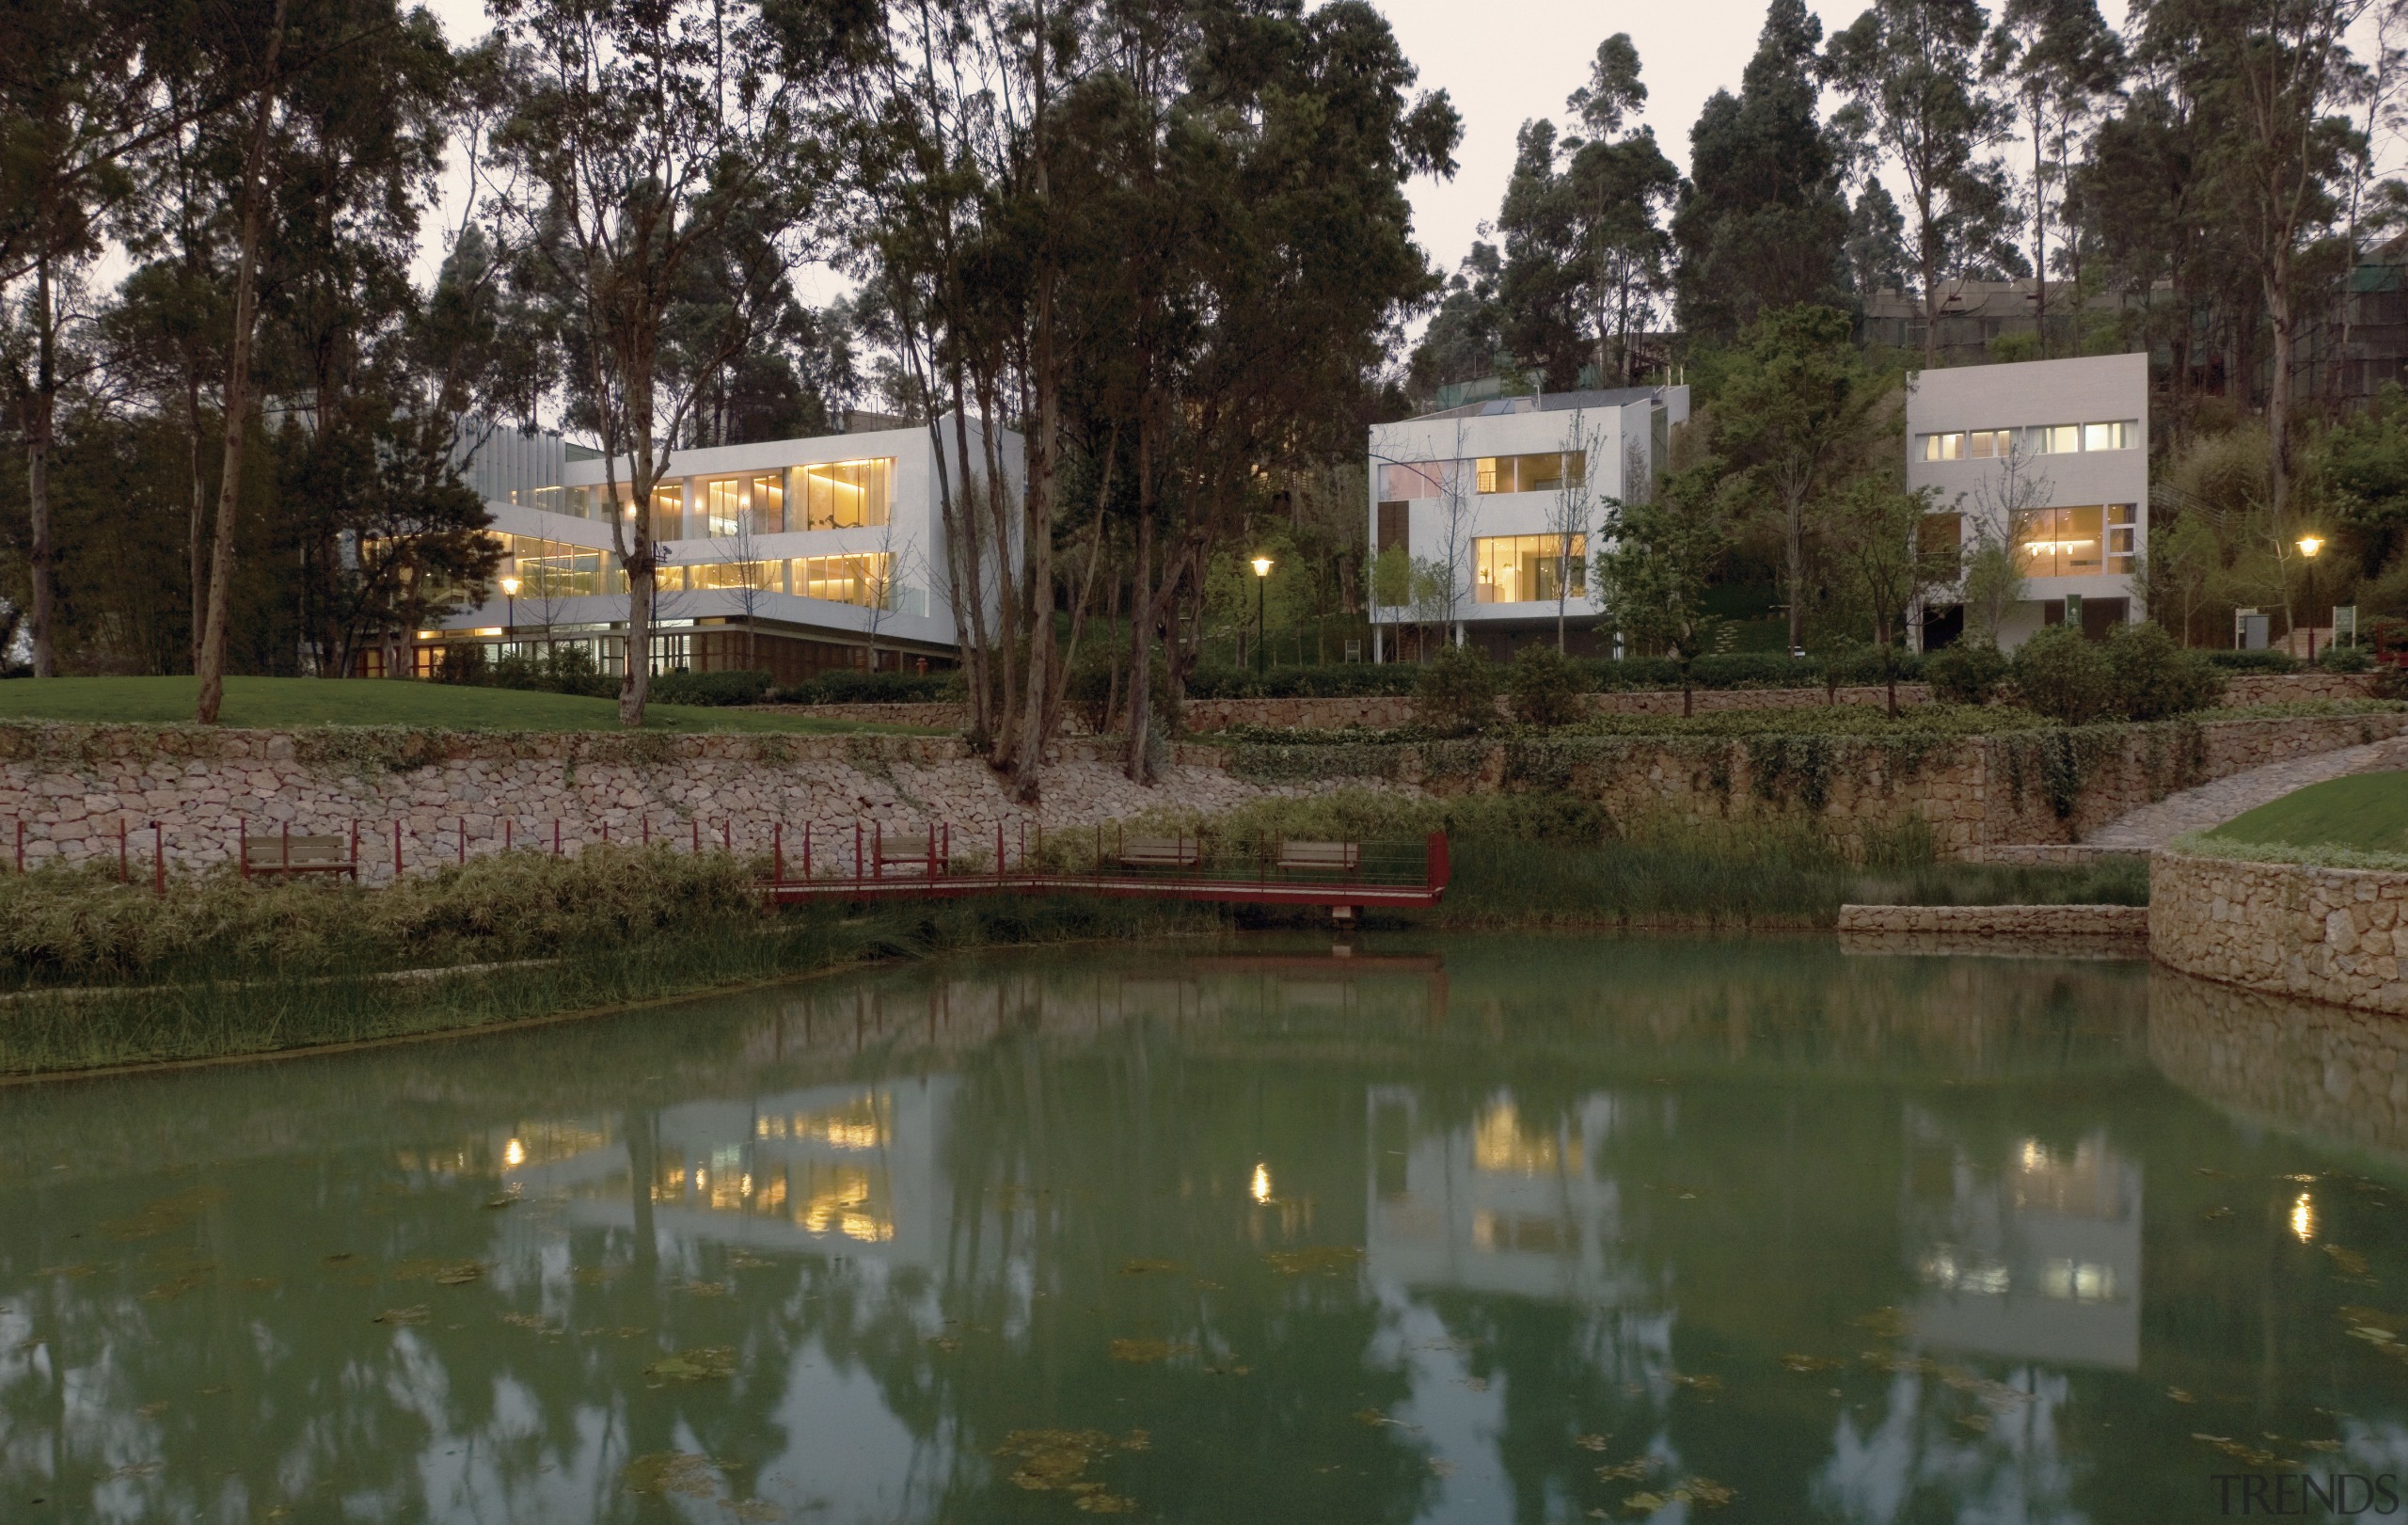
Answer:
[2150,850,2408,1014]
[767,670,2372,736]
[1225,710,2408,860]
[1837,903,2150,936]
[0,725,1340,883]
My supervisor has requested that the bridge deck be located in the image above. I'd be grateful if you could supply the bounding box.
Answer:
[763,830,1449,910]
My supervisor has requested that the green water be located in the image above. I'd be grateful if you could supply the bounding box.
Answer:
[4,934,2407,1522]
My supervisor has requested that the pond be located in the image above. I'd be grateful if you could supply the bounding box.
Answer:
[2,933,2405,1522]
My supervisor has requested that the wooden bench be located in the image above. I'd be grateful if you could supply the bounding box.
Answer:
[242,833,356,880]
[1276,840,1360,874]
[870,829,942,877]
[1116,836,1200,870]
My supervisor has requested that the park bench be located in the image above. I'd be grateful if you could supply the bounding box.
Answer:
[1116,836,1200,870]
[870,828,942,877]
[1275,840,1360,874]
[242,831,357,880]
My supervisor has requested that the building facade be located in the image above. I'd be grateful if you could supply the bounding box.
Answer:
[1907,353,2148,649]
[1365,387,1687,659]
[402,417,1020,683]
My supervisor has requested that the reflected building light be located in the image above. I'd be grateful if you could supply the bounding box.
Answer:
[1920,1246,2010,1295]
[2039,1259,2117,1302]
[2294,1192,2317,1244]
[1471,1099,1583,1178]
[1251,1163,1273,1204]
[503,1138,527,1168]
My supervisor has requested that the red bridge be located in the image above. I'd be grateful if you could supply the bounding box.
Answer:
[763,822,1450,917]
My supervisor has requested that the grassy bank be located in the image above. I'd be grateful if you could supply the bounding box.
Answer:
[0,849,1222,1077]
[1129,789,2149,929]
[0,675,927,733]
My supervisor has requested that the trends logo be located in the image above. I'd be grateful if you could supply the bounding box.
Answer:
[2213,1475,2402,1516]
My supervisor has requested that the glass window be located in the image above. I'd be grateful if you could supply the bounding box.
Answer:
[2083,421,2138,451]
[794,459,894,531]
[701,478,744,537]
[1918,513,1962,560]
[1923,433,1966,461]
[650,482,685,541]
[750,472,785,533]
[2105,503,2137,572]
[1473,533,1586,604]
[2013,505,2106,577]
[789,553,895,609]
[688,561,781,592]
[1968,430,2013,458]
[1376,501,1409,554]
[1474,453,1585,495]
[2037,425,2082,454]
[1381,461,1455,500]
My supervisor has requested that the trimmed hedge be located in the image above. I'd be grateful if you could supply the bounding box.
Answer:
[1177,648,1926,700]
[2205,649,2301,673]
[766,671,961,706]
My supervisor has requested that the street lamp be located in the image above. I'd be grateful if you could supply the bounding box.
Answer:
[1250,556,1274,675]
[499,576,520,659]
[2296,535,2323,661]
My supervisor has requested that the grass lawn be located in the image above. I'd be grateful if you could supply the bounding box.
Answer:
[2208,770,2408,854]
[0,675,932,734]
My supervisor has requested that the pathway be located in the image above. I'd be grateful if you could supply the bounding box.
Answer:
[2082,737,2408,850]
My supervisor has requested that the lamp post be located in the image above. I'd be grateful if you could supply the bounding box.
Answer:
[2296,535,2323,662]
[1250,555,1273,675]
[499,575,520,661]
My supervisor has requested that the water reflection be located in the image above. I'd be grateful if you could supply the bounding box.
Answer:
[2,936,2404,1522]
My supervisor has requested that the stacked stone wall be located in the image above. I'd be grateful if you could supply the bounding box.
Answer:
[2151,850,2408,1014]
[770,671,2373,736]
[0,726,1338,883]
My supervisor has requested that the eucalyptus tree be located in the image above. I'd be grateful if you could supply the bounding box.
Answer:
[1710,304,1885,654]
[2132,0,2370,518]
[1671,0,1851,344]
[1828,0,2024,370]
[489,0,857,727]
[1564,35,1680,387]
[1981,0,2124,357]
[2,0,163,676]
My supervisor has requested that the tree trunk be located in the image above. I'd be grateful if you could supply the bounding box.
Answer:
[1784,486,1806,653]
[2268,261,2296,520]
[194,0,287,726]
[185,367,205,674]
[26,258,55,678]
[2031,87,2048,360]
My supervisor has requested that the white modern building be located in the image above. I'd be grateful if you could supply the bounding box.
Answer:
[1366,387,1688,659]
[1908,353,2148,649]
[394,415,1022,682]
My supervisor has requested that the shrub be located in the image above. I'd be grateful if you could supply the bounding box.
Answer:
[489,645,615,699]
[651,669,774,707]
[431,644,487,685]
[767,670,959,706]
[2205,648,2301,673]
[1411,643,1499,736]
[2318,642,2373,674]
[1925,643,2008,706]
[1506,644,1591,727]
[2105,622,2225,720]
[2007,624,2115,723]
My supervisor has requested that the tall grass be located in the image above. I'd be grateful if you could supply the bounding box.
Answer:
[1125,787,2147,929]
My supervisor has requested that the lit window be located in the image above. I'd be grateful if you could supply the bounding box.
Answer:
[688,561,780,592]
[2106,503,2137,572]
[1923,432,1966,461]
[789,553,895,608]
[1474,453,1585,494]
[2012,506,2106,577]
[1473,534,1586,604]
[1968,430,2013,458]
[2037,425,2082,454]
[2084,421,2137,451]
[792,459,894,531]
[702,477,744,536]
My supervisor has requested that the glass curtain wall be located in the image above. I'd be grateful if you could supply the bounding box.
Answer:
[1473,534,1586,603]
